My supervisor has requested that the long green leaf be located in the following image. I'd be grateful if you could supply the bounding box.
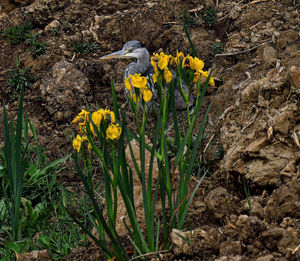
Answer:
[73,153,128,258]
[174,72,211,168]
[178,170,208,228]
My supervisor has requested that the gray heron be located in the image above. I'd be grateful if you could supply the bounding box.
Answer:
[100,40,194,111]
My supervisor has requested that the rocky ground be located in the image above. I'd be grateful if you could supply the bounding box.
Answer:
[1,0,300,260]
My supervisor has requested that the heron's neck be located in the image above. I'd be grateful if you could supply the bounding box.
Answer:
[136,50,151,74]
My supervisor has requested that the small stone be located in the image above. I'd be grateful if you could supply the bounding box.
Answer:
[263,46,277,66]
[256,255,274,261]
[64,111,72,120]
[54,111,64,122]
[288,66,300,88]
[59,44,67,50]
[44,20,61,32]
[103,64,112,72]
[220,240,242,256]
[272,109,294,135]
[252,202,264,219]
[205,187,237,219]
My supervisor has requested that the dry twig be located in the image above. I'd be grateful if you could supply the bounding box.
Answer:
[241,108,261,133]
[249,0,273,4]
[292,243,300,255]
[292,131,300,147]
[280,171,293,177]
[129,250,169,260]
[226,217,237,229]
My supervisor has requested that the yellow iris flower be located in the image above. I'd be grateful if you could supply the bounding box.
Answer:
[131,74,147,88]
[72,107,122,151]
[164,68,173,84]
[191,57,204,71]
[182,55,193,69]
[102,109,115,123]
[92,109,104,127]
[177,50,185,60]
[72,135,83,152]
[158,55,169,70]
[142,88,152,103]
[72,109,89,123]
[106,123,122,140]
[193,69,215,86]
[153,52,170,70]
[170,50,185,65]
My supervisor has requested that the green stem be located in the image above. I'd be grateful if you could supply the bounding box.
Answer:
[111,141,118,226]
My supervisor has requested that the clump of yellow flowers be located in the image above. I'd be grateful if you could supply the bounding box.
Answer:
[151,50,215,87]
[124,51,214,106]
[125,73,153,104]
[151,52,174,84]
[72,108,121,152]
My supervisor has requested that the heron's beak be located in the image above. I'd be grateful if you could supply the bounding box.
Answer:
[100,50,128,59]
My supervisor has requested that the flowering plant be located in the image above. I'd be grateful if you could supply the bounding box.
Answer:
[70,50,215,260]
[72,108,121,152]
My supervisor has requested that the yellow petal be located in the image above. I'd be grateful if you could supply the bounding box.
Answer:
[102,109,115,123]
[164,68,173,84]
[171,50,183,66]
[158,55,169,70]
[191,57,204,71]
[131,74,147,88]
[81,135,88,141]
[78,109,89,121]
[151,57,158,73]
[152,73,158,84]
[201,70,209,78]
[108,111,115,123]
[176,50,185,60]
[152,52,160,59]
[106,123,122,140]
[79,122,86,134]
[125,77,132,92]
[193,71,201,83]
[92,110,103,127]
[72,109,89,123]
[209,77,215,87]
[72,135,82,152]
[89,123,95,136]
[72,115,81,124]
[142,89,152,103]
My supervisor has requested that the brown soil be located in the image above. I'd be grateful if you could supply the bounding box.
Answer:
[1,0,300,260]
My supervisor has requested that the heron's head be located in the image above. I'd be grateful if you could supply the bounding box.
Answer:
[100,40,147,60]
